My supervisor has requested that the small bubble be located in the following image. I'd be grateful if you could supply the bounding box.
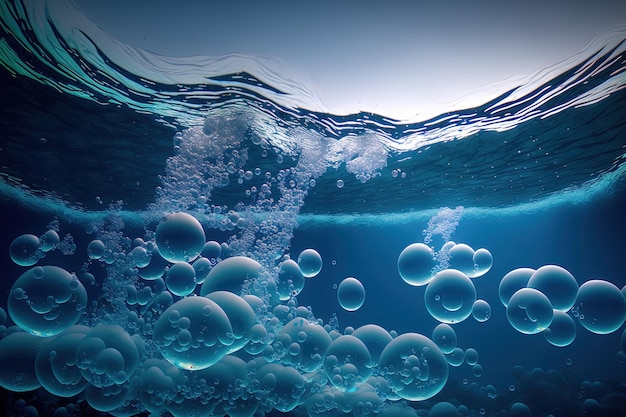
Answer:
[336,179,344,189]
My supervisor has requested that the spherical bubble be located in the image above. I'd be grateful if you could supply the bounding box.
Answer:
[200,256,262,295]
[128,246,150,268]
[279,317,332,372]
[8,266,88,337]
[201,240,222,261]
[0,332,49,392]
[35,326,89,396]
[156,212,206,263]
[378,332,448,401]
[323,335,372,392]
[87,239,106,260]
[575,280,626,334]
[446,347,465,367]
[254,362,306,412]
[472,363,483,377]
[191,257,212,285]
[75,325,140,387]
[397,243,436,286]
[499,268,535,307]
[431,323,457,354]
[447,243,475,276]
[39,230,59,252]
[165,262,196,297]
[336,179,344,188]
[472,299,491,322]
[337,277,365,312]
[277,259,305,301]
[506,288,554,334]
[470,248,493,278]
[205,291,256,354]
[464,348,479,365]
[509,402,532,417]
[424,269,476,324]
[153,296,233,370]
[544,310,577,347]
[527,265,578,311]
[297,248,323,278]
[9,234,41,266]
[138,251,168,280]
[351,324,393,366]
[428,401,459,417]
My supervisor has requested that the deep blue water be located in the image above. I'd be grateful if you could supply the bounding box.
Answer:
[1,1,626,417]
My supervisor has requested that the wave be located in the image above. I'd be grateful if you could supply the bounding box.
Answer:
[0,0,625,220]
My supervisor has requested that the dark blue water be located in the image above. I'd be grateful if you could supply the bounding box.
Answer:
[1,1,626,416]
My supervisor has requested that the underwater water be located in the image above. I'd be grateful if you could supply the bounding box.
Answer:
[1,1,626,416]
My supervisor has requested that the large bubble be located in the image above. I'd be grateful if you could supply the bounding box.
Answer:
[297,248,323,278]
[543,310,577,347]
[205,290,257,354]
[75,324,140,387]
[424,269,476,324]
[397,243,436,286]
[323,335,372,392]
[156,212,206,263]
[506,288,554,334]
[200,256,263,295]
[337,277,366,312]
[153,296,234,370]
[574,279,626,334]
[431,323,457,354]
[35,325,90,396]
[351,324,393,367]
[498,268,535,307]
[8,266,88,337]
[0,332,49,392]
[378,332,448,401]
[527,265,578,311]
[279,317,332,372]
[165,261,197,296]
[277,259,305,301]
[9,234,42,266]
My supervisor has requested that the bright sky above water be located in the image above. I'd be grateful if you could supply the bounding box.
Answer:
[74,0,626,120]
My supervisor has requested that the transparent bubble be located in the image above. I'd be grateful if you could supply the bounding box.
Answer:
[279,318,332,372]
[471,248,493,278]
[200,256,262,295]
[510,402,532,417]
[464,348,479,365]
[397,243,436,286]
[191,257,212,285]
[35,326,89,396]
[277,259,305,301]
[336,179,344,188]
[431,323,457,354]
[425,269,476,324]
[9,234,41,266]
[297,248,323,278]
[337,277,366,312]
[378,332,448,401]
[428,401,459,417]
[527,265,578,311]
[472,299,491,322]
[75,325,139,388]
[39,230,59,253]
[87,240,106,260]
[447,243,475,276]
[543,310,576,347]
[138,251,168,281]
[0,332,49,392]
[200,240,222,261]
[506,288,554,334]
[446,347,465,367]
[205,291,256,355]
[351,324,393,366]
[8,266,88,337]
[156,212,206,263]
[498,268,535,307]
[323,335,372,392]
[153,297,233,370]
[575,280,626,334]
[165,262,196,296]
[472,364,483,377]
